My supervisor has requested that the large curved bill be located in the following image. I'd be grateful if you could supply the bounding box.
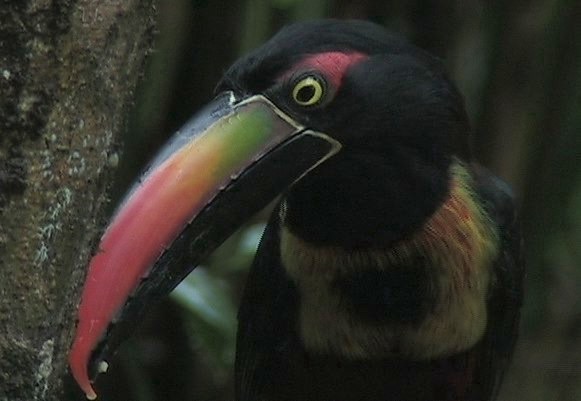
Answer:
[68,92,341,399]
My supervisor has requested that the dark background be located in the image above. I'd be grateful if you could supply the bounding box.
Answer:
[97,1,581,400]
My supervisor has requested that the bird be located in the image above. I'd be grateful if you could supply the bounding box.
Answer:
[68,19,524,401]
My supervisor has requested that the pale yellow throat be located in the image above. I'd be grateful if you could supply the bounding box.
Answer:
[279,162,499,360]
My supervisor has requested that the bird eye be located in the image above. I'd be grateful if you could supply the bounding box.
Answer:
[292,75,325,106]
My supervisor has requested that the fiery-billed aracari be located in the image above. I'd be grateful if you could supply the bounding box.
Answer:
[69,19,524,401]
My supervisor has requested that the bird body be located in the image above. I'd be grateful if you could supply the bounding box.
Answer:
[69,19,523,401]
[236,161,522,401]
[280,162,496,361]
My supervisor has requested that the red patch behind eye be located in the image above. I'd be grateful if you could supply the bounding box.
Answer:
[289,51,367,88]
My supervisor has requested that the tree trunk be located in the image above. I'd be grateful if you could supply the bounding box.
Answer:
[0,1,156,400]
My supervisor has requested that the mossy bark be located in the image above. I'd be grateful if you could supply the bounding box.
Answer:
[0,1,156,400]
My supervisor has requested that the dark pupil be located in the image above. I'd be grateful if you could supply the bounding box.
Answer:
[297,85,316,102]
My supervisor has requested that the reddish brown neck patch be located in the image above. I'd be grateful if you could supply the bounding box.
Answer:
[289,51,367,88]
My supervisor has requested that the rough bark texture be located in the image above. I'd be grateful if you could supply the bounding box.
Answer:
[0,1,156,400]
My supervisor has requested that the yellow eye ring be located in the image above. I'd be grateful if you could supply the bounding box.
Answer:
[292,76,325,106]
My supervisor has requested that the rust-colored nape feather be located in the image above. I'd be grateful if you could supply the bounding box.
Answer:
[396,161,500,290]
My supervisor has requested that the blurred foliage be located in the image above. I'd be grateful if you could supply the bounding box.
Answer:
[170,224,265,370]
[100,0,581,400]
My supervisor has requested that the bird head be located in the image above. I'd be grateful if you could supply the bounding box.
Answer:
[220,20,470,246]
[68,19,472,399]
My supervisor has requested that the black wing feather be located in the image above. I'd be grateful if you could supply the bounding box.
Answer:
[468,164,525,400]
[235,206,298,401]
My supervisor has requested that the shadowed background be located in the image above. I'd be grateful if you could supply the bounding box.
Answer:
[96,1,581,400]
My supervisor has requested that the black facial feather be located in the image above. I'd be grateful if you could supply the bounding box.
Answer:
[282,52,468,246]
